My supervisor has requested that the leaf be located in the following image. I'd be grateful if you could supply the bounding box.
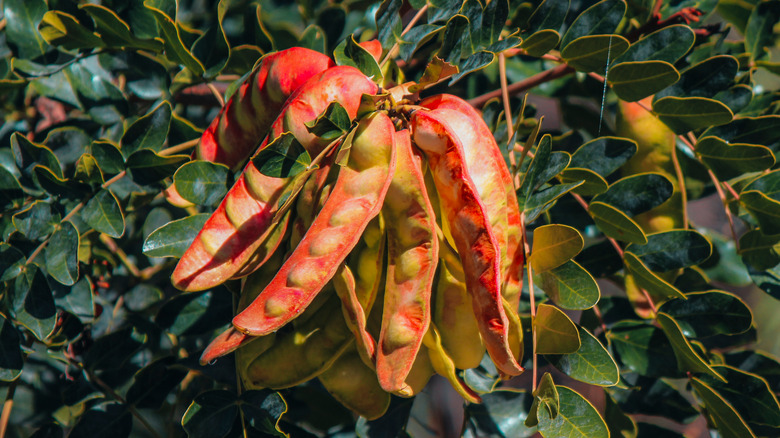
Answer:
[190,0,230,78]
[656,312,725,381]
[0,243,25,282]
[45,221,80,286]
[3,0,49,59]
[745,0,780,61]
[545,326,619,386]
[464,389,536,438]
[142,214,209,258]
[121,101,172,157]
[588,202,647,245]
[538,260,600,310]
[83,327,145,371]
[558,168,609,196]
[357,396,415,438]
[38,11,105,50]
[411,56,459,91]
[607,321,682,377]
[530,224,584,273]
[12,265,56,341]
[375,0,403,50]
[741,191,780,235]
[437,15,468,63]
[690,377,756,438]
[523,182,583,223]
[656,55,739,100]
[724,350,780,393]
[0,316,23,381]
[627,230,712,272]
[299,24,326,53]
[0,166,24,211]
[526,372,559,427]
[534,303,580,355]
[126,150,188,186]
[69,403,132,438]
[714,84,754,114]
[11,132,63,179]
[701,365,780,428]
[173,161,230,206]
[520,30,560,57]
[90,141,125,175]
[560,34,629,73]
[13,200,57,240]
[594,173,674,217]
[126,357,187,409]
[604,393,638,438]
[526,0,569,34]
[569,136,637,177]
[561,0,625,49]
[739,229,780,270]
[55,277,95,323]
[333,34,383,81]
[253,133,312,179]
[537,386,609,438]
[240,390,288,437]
[658,290,753,338]
[609,61,680,102]
[696,136,775,180]
[653,96,733,134]
[702,116,780,151]
[82,190,125,238]
[450,51,495,84]
[80,4,162,51]
[74,154,104,185]
[624,252,686,299]
[305,102,352,141]
[615,25,695,64]
[146,6,205,76]
[519,135,559,198]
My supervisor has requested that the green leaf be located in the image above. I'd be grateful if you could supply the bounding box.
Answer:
[560,34,629,73]
[464,389,536,438]
[84,327,145,371]
[537,386,608,438]
[607,321,682,377]
[450,51,495,84]
[745,0,780,61]
[530,224,584,273]
[545,326,619,386]
[558,168,608,196]
[604,393,638,438]
[13,200,57,240]
[526,372,559,427]
[333,34,382,81]
[624,252,686,299]
[143,213,209,258]
[0,316,23,381]
[690,377,756,438]
[701,365,780,428]
[628,230,713,272]
[656,56,739,100]
[615,25,695,64]
[724,350,780,393]
[561,0,626,49]
[146,6,205,75]
[305,102,352,141]
[55,277,94,323]
[299,24,327,53]
[519,135,559,198]
[69,403,132,438]
[82,190,125,238]
[653,96,733,134]
[696,136,775,180]
[524,182,583,223]
[520,30,560,57]
[0,166,24,210]
[39,11,105,50]
[526,0,569,34]
[593,173,674,217]
[32,166,84,198]
[190,0,230,78]
[126,150,188,186]
[739,229,780,270]
[121,101,173,157]
[240,390,288,437]
[741,191,780,235]
[173,161,230,206]
[74,154,104,185]
[182,390,238,438]
[609,61,680,102]
[713,84,754,114]
[3,0,49,59]
[656,312,725,381]
[569,136,637,177]
[11,132,63,179]
[375,0,403,50]
[538,260,600,310]
[658,290,753,338]
[588,201,648,245]
[13,265,56,341]
[534,303,580,355]
[80,4,162,51]
[90,141,125,175]
[437,15,468,63]
[126,357,187,409]
[0,243,26,282]
[253,133,312,179]
[46,221,80,286]
[479,0,508,48]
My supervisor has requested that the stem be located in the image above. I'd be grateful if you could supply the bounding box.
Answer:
[520,213,537,391]
[498,52,517,169]
[671,144,689,229]
[380,5,429,67]
[468,64,573,108]
[99,234,141,278]
[160,139,198,156]
[0,380,18,438]
[207,83,225,107]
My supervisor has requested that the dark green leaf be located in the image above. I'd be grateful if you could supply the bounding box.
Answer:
[741,191,780,235]
[615,375,698,423]
[526,372,559,427]
[69,403,131,438]
[74,154,104,185]
[240,390,288,437]
[696,136,775,180]
[0,243,25,282]
[464,389,536,438]
[561,35,629,73]
[12,265,56,341]
[604,393,637,438]
[375,0,403,50]
[121,101,173,157]
[450,51,495,84]
[126,150,188,186]
[253,133,312,179]
[32,165,85,198]
[745,0,780,61]
[609,61,680,102]
[658,290,752,338]
[656,312,724,381]
[146,6,205,75]
[569,137,637,177]
[534,303,580,354]
[627,230,712,272]
[526,0,569,33]
[124,284,164,311]
[624,252,685,299]
[80,4,162,51]
[545,327,618,386]
[520,134,553,198]
[656,56,739,100]
[615,25,695,64]
[82,190,125,238]
[356,396,415,438]
[191,0,230,78]
[0,166,24,210]
[84,327,145,371]
[0,316,23,381]
[305,102,352,141]
[702,116,780,152]
[182,390,238,438]
[45,221,80,286]
[588,202,648,244]
[594,173,674,217]
[524,181,583,223]
[11,132,63,179]
[54,277,94,323]
[3,0,49,59]
[608,321,682,377]
[558,168,609,196]
[560,0,626,49]
[157,291,231,336]
[537,386,608,438]
[334,34,382,81]
[739,229,780,270]
[653,96,733,134]
[701,365,780,428]
[173,161,230,206]
[127,357,187,409]
[748,264,780,299]
[713,84,754,114]
[12,200,57,240]
[538,260,600,310]
[520,30,560,57]
[142,213,209,258]
[90,141,125,175]
[690,377,755,438]
[38,11,105,50]
[724,350,780,393]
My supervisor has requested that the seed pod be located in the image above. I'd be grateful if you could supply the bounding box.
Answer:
[359,40,383,63]
[424,324,481,403]
[377,129,438,393]
[233,112,397,335]
[411,109,523,377]
[317,346,390,420]
[393,344,435,397]
[333,264,377,365]
[196,47,334,169]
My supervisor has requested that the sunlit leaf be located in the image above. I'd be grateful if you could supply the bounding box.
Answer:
[334,34,383,81]
[82,190,125,238]
[537,386,608,438]
[534,303,580,354]
[656,312,724,381]
[173,161,230,206]
[530,224,584,273]
[658,290,752,338]
[525,372,559,427]
[545,326,618,386]
[538,260,600,310]
[142,214,209,258]
[624,252,686,299]
[558,168,609,196]
[253,133,312,178]
[588,202,647,244]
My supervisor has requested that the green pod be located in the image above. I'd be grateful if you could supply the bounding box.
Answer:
[424,324,481,403]
[317,346,390,420]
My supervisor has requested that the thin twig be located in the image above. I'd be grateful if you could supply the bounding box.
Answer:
[468,64,573,108]
[99,234,141,278]
[160,138,199,156]
[0,380,18,438]
[207,83,225,107]
[498,52,517,169]
[671,144,689,229]
[520,213,538,391]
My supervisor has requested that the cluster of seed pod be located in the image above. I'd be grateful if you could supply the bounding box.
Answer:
[172,45,525,419]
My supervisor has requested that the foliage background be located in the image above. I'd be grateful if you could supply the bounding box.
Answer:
[1,0,780,437]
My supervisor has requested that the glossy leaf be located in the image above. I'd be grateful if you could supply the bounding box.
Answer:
[739,229,780,270]
[560,0,626,49]
[240,390,288,437]
[305,102,351,141]
[530,224,584,273]
[627,230,712,272]
[656,56,739,100]
[534,303,580,355]
[252,133,312,179]
[74,154,104,185]
[696,136,775,180]
[464,389,536,438]
[190,0,230,78]
[11,133,63,179]
[538,260,600,310]
[126,150,188,185]
[594,173,674,217]
[569,136,637,177]
[143,214,209,258]
[653,96,733,134]
[656,312,724,381]
[181,390,238,438]
[45,221,80,286]
[120,101,172,157]
[609,61,680,102]
[82,190,125,238]
[69,403,132,438]
[146,6,205,76]
[3,0,49,59]
[690,377,756,438]
[80,4,162,51]
[375,0,403,50]
[745,0,780,61]
[558,168,609,196]
[55,277,94,323]
[588,202,648,245]
[333,34,383,81]
[658,290,752,338]
[701,365,780,429]
[545,326,618,386]
[624,252,686,299]
[702,115,780,149]
[90,141,124,175]
[13,265,56,341]
[537,386,609,438]
[450,51,495,84]
[741,191,780,235]
[0,243,25,282]
[524,182,583,223]
[615,25,695,64]
[560,35,629,73]
[520,30,560,57]
[607,321,682,377]
[173,161,231,206]
[13,200,57,240]
[0,316,23,381]
[526,372,559,427]
[39,11,105,50]
[526,0,569,34]
[714,84,754,114]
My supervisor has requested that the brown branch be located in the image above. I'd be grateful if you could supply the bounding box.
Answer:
[468,64,573,108]
[174,82,229,106]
